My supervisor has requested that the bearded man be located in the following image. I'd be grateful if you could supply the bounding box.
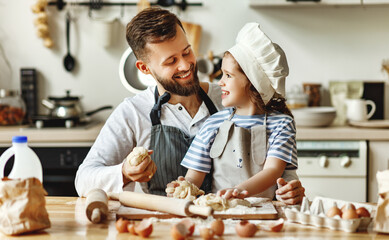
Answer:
[75,8,304,205]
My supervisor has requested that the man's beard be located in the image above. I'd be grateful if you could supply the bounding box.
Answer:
[153,64,200,96]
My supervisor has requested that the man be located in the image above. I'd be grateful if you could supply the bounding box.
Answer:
[75,8,304,205]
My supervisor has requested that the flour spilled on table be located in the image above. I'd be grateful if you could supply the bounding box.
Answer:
[147,197,278,235]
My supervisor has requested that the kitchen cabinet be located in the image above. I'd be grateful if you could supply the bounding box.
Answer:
[249,0,389,7]
[368,141,389,203]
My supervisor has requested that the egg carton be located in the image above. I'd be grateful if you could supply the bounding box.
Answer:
[284,196,375,232]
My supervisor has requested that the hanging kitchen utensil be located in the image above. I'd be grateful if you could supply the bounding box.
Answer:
[63,11,76,72]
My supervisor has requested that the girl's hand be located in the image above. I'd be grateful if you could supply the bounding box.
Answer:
[166,176,185,197]
[275,178,305,205]
[217,188,248,199]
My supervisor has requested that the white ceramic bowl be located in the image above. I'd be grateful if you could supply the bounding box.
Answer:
[292,107,336,127]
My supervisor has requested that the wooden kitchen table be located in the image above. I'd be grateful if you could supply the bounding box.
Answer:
[0,197,388,239]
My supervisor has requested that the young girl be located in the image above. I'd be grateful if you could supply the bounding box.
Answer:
[175,23,297,200]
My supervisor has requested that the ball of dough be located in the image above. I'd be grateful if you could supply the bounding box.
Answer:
[127,147,150,166]
[165,179,204,201]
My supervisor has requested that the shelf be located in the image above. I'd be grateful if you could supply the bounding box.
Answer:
[47,0,202,11]
[249,0,389,8]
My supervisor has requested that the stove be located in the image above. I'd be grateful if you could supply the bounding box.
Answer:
[30,115,93,129]
[25,120,100,131]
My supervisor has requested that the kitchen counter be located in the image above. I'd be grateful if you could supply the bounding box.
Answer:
[1,123,389,144]
[296,125,389,141]
[1,197,387,239]
[0,123,103,144]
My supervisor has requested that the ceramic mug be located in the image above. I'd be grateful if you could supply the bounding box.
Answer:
[345,99,376,122]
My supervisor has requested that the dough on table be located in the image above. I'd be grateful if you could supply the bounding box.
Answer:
[193,193,251,211]
[165,179,204,201]
[126,147,150,166]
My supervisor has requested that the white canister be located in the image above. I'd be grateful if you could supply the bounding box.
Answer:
[92,17,118,48]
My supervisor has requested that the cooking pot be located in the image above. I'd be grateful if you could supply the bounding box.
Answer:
[41,90,112,119]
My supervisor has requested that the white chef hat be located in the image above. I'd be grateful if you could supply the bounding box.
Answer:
[228,22,289,105]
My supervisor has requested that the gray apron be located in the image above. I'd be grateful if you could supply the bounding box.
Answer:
[148,86,218,196]
[209,109,277,199]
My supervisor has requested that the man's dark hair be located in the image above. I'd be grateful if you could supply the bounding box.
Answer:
[126,7,184,61]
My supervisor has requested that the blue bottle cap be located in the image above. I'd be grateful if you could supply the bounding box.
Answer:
[12,136,28,143]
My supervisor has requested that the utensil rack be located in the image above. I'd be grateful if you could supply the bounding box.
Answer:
[48,0,202,11]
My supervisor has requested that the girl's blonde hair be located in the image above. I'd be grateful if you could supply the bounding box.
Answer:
[224,51,293,118]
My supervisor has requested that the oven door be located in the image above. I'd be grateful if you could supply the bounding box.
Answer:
[1,142,91,196]
[296,140,367,202]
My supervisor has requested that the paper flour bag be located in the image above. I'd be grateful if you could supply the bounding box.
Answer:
[0,177,51,235]
[373,170,389,233]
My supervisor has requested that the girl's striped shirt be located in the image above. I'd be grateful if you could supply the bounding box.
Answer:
[181,108,298,173]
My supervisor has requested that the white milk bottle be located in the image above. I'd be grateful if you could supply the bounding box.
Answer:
[0,136,43,182]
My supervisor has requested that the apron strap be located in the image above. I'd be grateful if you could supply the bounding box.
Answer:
[150,85,218,126]
[210,109,236,158]
[264,113,269,150]
[209,121,234,158]
[150,87,171,126]
[198,87,218,115]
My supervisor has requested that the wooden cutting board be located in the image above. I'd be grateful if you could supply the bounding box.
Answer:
[181,21,202,57]
[116,198,278,220]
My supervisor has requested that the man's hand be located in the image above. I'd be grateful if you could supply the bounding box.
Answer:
[275,178,305,205]
[122,150,157,184]
[217,188,248,200]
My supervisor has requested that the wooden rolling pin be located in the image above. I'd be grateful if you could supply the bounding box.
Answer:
[108,191,213,217]
[86,189,109,223]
